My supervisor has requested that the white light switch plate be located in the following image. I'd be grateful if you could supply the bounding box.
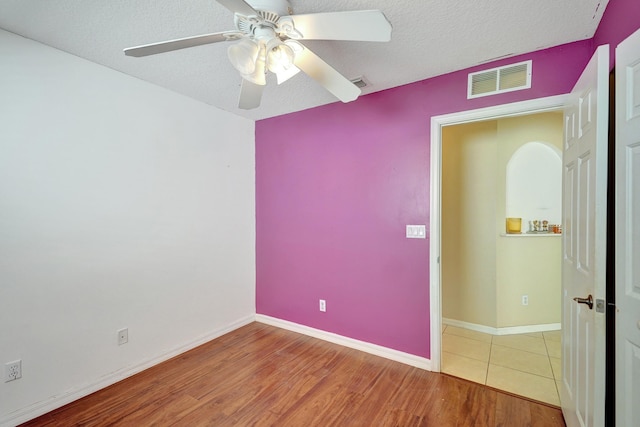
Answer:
[406,225,426,239]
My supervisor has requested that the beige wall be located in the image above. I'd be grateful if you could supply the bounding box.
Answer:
[442,112,563,329]
[495,113,563,327]
[442,121,498,326]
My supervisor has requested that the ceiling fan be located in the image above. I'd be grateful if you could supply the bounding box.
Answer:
[124,0,392,110]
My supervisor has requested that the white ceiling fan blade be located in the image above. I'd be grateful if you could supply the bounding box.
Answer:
[238,45,266,108]
[124,32,242,57]
[238,78,264,110]
[276,65,301,85]
[288,10,392,42]
[290,42,361,103]
[216,0,259,17]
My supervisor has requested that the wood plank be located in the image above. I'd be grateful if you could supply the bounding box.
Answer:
[20,323,566,427]
[531,401,567,427]
[495,391,532,427]
[457,382,498,427]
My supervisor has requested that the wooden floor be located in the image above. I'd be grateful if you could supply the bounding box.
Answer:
[22,323,566,426]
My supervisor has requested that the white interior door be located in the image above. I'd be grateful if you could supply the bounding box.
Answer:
[561,44,609,427]
[615,28,640,427]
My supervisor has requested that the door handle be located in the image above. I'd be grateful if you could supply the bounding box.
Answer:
[573,294,593,310]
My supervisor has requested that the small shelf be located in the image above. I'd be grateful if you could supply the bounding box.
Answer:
[500,232,562,237]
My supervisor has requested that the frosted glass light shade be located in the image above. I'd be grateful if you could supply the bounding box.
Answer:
[266,41,294,74]
[240,45,266,86]
[227,39,259,75]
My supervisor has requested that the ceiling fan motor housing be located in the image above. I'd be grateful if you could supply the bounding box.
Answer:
[234,0,293,36]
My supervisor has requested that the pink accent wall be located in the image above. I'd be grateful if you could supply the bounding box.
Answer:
[255,41,590,358]
[593,0,640,67]
[255,0,640,359]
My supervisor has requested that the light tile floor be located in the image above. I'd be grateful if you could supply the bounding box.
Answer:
[442,325,562,406]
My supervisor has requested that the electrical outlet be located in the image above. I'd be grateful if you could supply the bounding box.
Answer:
[319,299,326,312]
[117,328,129,345]
[5,360,22,382]
[522,295,529,306]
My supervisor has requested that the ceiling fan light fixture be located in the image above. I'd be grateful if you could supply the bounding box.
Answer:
[266,40,295,73]
[227,38,260,75]
[240,44,267,86]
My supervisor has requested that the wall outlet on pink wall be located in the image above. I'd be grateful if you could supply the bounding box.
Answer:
[319,300,326,312]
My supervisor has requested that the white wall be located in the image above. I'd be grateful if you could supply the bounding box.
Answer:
[506,142,562,230]
[0,30,256,425]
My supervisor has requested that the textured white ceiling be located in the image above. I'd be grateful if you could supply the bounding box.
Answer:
[0,0,607,121]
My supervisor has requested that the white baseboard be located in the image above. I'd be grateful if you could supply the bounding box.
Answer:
[1,314,255,427]
[255,314,432,371]
[443,318,561,335]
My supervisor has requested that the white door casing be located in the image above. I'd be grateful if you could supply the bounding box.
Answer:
[615,28,640,427]
[429,95,568,372]
[561,44,609,427]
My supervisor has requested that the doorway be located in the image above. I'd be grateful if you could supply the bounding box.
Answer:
[429,95,568,405]
[440,112,563,405]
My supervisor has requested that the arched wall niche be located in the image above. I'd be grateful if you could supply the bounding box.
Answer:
[505,141,562,232]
